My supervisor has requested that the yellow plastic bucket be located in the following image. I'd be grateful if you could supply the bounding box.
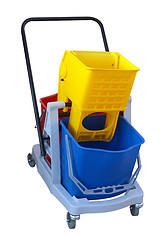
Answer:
[58,51,139,142]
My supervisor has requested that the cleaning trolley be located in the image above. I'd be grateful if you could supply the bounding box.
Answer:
[22,17,145,229]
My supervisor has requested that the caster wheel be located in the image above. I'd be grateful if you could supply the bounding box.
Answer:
[130,205,139,216]
[66,212,80,229]
[27,153,35,167]
[130,203,143,216]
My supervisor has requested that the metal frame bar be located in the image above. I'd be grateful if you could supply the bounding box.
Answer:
[21,16,109,156]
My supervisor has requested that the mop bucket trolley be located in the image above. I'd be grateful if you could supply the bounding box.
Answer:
[22,17,145,229]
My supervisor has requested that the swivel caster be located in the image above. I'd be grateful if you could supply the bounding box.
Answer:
[130,203,143,216]
[27,153,35,167]
[66,212,80,229]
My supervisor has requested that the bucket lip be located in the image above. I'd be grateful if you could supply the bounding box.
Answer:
[60,116,145,153]
[68,50,140,72]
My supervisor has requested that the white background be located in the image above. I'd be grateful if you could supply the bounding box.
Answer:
[0,0,165,239]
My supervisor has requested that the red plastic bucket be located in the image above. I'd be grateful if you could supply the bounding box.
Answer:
[40,93,71,166]
[40,93,71,133]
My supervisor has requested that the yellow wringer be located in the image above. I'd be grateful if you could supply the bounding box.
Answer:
[58,50,139,142]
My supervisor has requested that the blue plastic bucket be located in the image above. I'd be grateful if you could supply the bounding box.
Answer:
[60,115,144,200]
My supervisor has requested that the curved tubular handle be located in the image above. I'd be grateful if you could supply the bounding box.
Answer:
[21,17,109,156]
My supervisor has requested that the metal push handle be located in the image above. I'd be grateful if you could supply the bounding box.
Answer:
[21,17,109,156]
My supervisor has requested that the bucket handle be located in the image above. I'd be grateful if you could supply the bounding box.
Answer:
[65,134,141,196]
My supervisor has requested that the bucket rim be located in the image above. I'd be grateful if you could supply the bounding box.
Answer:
[60,115,145,153]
